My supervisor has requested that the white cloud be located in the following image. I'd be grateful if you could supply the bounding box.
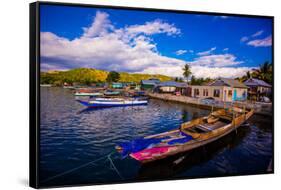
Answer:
[175,49,187,55]
[247,35,272,47]
[251,30,264,37]
[223,48,229,52]
[189,53,243,67]
[240,36,249,42]
[241,30,271,48]
[190,66,254,78]
[138,65,253,79]
[197,47,216,56]
[213,16,230,20]
[41,11,185,73]
[138,52,246,78]
[82,11,114,38]
[41,11,249,79]
[220,16,229,19]
[125,19,181,36]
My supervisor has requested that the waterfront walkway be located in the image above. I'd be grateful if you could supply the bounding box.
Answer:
[148,93,272,116]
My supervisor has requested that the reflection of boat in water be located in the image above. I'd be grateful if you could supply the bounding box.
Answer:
[76,97,148,108]
[137,124,250,179]
[116,107,254,164]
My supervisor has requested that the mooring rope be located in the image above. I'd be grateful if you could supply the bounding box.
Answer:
[107,154,124,180]
[41,151,123,183]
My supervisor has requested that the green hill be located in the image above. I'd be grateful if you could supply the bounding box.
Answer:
[40,68,172,86]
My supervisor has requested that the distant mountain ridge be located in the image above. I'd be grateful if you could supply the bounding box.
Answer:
[40,68,172,85]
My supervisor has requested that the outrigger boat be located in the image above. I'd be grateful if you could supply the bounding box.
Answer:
[77,97,148,108]
[116,107,254,164]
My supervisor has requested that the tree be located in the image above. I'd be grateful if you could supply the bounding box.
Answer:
[246,71,251,79]
[106,71,120,82]
[182,64,192,81]
[190,75,196,85]
[252,61,272,83]
[190,75,212,85]
[239,70,252,82]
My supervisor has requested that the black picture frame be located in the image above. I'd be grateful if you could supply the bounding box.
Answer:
[30,1,274,188]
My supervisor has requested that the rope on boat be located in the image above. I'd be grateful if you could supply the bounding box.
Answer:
[107,154,124,180]
[41,151,124,183]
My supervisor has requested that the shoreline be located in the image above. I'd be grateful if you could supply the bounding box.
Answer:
[148,93,272,117]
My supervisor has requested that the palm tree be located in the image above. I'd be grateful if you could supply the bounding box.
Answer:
[252,61,272,83]
[246,71,251,79]
[239,71,252,82]
[182,64,192,81]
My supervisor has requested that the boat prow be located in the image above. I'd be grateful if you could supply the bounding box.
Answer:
[77,97,148,108]
[116,106,254,164]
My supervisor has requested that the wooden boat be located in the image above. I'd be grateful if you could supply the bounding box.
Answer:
[40,84,52,87]
[74,92,103,96]
[116,107,254,164]
[74,88,104,96]
[77,97,148,108]
[63,86,75,89]
[104,90,121,96]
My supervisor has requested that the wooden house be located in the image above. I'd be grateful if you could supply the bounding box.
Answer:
[190,78,248,102]
[244,78,272,101]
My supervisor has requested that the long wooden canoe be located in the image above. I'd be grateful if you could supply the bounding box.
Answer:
[117,107,254,164]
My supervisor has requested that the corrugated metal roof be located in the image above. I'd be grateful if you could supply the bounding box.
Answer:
[156,81,188,88]
[244,78,272,88]
[209,78,247,88]
[141,79,160,85]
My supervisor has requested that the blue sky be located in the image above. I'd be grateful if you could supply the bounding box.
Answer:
[40,4,272,78]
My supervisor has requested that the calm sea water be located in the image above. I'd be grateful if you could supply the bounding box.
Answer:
[40,87,273,187]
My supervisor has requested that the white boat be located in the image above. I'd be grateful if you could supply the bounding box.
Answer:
[77,97,148,108]
[74,92,103,96]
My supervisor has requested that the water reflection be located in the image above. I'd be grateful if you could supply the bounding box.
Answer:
[137,125,251,179]
[40,87,273,187]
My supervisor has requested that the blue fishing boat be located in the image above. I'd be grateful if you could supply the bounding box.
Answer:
[77,97,148,108]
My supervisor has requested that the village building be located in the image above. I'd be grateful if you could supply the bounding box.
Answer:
[244,78,272,101]
[153,81,189,95]
[111,82,123,89]
[140,78,160,90]
[190,78,248,102]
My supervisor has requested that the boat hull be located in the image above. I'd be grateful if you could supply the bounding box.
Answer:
[74,92,103,96]
[129,108,254,164]
[77,99,148,108]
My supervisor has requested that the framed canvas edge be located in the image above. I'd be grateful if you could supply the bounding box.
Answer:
[29,1,275,189]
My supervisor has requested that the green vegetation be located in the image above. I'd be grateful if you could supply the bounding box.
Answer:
[238,61,273,84]
[119,72,171,83]
[182,64,192,80]
[190,75,212,85]
[106,71,120,82]
[251,61,272,84]
[181,64,212,85]
[40,68,172,86]
[174,77,184,82]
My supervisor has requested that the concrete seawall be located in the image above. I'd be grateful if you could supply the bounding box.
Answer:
[148,93,272,117]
